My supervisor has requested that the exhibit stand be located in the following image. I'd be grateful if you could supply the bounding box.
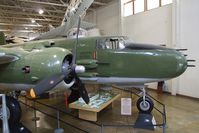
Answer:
[134,113,155,130]
[69,91,120,121]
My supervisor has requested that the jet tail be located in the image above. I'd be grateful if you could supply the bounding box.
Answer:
[0,32,6,45]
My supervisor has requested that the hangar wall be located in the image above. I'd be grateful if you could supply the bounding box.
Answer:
[85,1,120,36]
[95,1,120,36]
[85,0,199,98]
[122,5,172,47]
[172,0,199,98]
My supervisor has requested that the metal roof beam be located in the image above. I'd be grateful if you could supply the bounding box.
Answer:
[0,23,43,27]
[0,10,63,19]
[0,21,59,26]
[0,5,65,14]
[0,17,61,22]
[17,0,94,11]
[18,0,68,7]
[0,29,35,33]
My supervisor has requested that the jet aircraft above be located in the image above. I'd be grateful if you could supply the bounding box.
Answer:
[33,0,95,40]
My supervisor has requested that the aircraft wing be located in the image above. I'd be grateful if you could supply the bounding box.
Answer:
[33,0,94,40]
[33,25,65,40]
[0,54,19,64]
[71,21,95,30]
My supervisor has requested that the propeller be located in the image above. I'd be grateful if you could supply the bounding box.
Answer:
[68,72,89,104]
[30,16,89,104]
[30,73,65,98]
[68,16,89,104]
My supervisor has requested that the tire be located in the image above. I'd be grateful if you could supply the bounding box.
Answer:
[136,97,154,114]
[0,96,22,128]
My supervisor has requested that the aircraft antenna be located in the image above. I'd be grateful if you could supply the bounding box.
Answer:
[72,15,81,64]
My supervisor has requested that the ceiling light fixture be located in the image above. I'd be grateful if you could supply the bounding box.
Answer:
[38,9,44,15]
[71,7,76,12]
[31,19,36,23]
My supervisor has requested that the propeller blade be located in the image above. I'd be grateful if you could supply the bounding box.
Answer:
[68,89,80,104]
[74,73,89,104]
[30,73,65,98]
[68,17,87,103]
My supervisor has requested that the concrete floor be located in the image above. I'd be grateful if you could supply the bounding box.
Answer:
[18,88,199,133]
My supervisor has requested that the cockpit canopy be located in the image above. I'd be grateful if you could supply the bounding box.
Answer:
[97,37,127,50]
[97,37,167,50]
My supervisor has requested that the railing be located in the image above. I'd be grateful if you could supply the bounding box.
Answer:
[19,95,101,133]
[19,87,167,133]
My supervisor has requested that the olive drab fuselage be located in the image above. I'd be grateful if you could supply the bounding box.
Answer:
[0,36,187,86]
[48,36,187,79]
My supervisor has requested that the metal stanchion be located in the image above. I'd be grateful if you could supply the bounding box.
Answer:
[31,100,40,132]
[25,95,28,110]
[54,110,64,133]
[32,100,40,122]
[100,124,104,133]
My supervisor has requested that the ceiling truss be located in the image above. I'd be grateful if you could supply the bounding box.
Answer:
[0,0,114,35]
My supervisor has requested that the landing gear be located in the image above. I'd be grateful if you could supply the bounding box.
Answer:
[137,97,154,113]
[0,96,22,127]
[136,88,154,113]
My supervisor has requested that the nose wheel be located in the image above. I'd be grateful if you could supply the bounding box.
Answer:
[136,88,154,114]
[137,96,154,113]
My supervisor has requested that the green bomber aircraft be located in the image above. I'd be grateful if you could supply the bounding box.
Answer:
[0,31,189,125]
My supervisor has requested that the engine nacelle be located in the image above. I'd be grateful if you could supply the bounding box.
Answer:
[0,47,85,91]
[24,48,71,83]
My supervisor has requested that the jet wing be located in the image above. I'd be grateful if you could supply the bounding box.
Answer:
[0,54,19,64]
[61,0,94,27]
[34,20,95,40]
[71,21,95,30]
[33,0,94,40]
[33,25,65,40]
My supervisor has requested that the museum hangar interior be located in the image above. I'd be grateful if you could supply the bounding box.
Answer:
[0,0,198,133]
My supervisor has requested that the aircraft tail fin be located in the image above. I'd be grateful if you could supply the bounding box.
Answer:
[0,32,6,45]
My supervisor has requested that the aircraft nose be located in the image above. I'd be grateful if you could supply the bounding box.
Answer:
[175,51,187,76]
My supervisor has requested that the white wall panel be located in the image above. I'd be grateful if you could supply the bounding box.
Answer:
[123,5,172,47]
[173,0,199,98]
[96,1,120,36]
